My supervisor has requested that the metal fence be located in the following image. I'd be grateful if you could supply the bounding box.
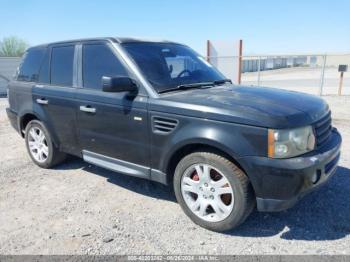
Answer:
[0,54,349,97]
[235,54,350,96]
[0,57,21,96]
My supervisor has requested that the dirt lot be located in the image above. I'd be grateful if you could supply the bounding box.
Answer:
[0,96,349,255]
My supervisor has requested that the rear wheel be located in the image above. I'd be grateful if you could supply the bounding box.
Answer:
[25,120,66,168]
[173,152,254,232]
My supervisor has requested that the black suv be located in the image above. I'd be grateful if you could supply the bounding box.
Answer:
[6,37,341,231]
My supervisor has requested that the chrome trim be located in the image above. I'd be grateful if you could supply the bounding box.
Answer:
[73,45,79,87]
[76,44,83,88]
[36,98,48,105]
[79,106,96,113]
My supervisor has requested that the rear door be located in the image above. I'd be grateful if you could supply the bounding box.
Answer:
[10,47,47,123]
[75,42,150,167]
[32,44,79,155]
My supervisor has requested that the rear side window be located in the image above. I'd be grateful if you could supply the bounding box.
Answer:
[17,48,46,82]
[82,44,128,89]
[50,46,74,86]
[38,49,50,84]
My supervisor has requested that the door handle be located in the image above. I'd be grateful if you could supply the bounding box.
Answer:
[36,98,49,105]
[80,105,96,113]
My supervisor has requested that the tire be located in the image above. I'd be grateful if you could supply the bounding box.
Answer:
[173,152,255,232]
[25,120,66,168]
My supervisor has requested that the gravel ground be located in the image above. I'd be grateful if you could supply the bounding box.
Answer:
[0,96,349,255]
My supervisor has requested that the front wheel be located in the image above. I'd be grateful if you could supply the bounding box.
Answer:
[173,152,254,232]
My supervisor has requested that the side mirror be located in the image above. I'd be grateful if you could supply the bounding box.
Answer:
[102,76,137,93]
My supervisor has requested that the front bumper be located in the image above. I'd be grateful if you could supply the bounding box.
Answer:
[239,128,342,212]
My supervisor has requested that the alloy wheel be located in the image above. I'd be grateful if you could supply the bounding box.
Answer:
[27,126,49,163]
[181,163,234,222]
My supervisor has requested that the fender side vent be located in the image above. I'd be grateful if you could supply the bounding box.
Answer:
[152,116,178,134]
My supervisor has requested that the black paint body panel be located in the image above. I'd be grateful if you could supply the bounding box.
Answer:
[5,38,342,212]
[75,88,150,166]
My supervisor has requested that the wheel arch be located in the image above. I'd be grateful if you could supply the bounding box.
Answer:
[19,112,59,148]
[19,112,41,137]
[164,140,247,185]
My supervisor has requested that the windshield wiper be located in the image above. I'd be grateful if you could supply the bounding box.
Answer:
[158,79,232,94]
[158,82,215,94]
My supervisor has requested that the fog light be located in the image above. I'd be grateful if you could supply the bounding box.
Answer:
[311,170,321,184]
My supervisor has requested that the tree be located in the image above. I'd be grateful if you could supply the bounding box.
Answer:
[0,36,29,57]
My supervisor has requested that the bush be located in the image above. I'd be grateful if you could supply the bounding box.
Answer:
[0,36,29,57]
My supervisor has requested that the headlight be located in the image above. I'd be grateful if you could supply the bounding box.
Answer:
[268,126,315,158]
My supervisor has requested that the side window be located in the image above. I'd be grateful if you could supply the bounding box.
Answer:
[82,44,128,89]
[17,48,46,82]
[38,49,50,83]
[50,45,74,86]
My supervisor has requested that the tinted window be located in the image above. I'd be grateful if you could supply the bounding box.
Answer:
[17,48,46,82]
[38,49,50,83]
[83,44,128,89]
[51,46,74,86]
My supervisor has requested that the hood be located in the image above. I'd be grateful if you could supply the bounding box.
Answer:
[150,85,329,129]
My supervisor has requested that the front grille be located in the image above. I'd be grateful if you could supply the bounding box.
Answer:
[314,111,332,148]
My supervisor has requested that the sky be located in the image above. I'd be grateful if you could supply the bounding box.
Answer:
[1,0,350,55]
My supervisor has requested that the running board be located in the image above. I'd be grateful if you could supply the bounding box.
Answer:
[82,150,168,184]
[82,150,150,179]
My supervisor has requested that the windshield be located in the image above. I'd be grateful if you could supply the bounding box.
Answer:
[122,42,227,93]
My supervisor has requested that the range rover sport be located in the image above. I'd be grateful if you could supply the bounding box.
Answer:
[6,37,342,231]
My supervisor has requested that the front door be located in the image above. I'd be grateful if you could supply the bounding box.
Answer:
[75,42,149,169]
